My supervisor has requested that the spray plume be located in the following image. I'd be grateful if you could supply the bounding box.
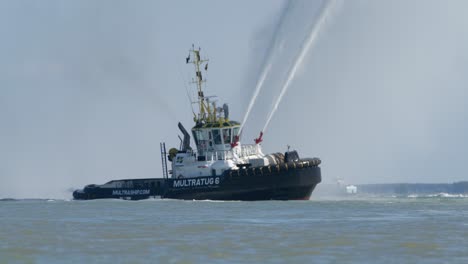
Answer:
[238,3,291,136]
[262,0,339,133]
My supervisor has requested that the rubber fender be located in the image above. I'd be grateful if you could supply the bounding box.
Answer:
[312,158,322,166]
[279,163,288,172]
[295,162,303,169]
[265,155,276,165]
[275,165,280,173]
[272,152,285,164]
[240,169,248,177]
[254,167,262,176]
[288,162,296,170]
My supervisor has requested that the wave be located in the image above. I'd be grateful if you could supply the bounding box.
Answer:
[407,193,468,198]
[0,198,68,202]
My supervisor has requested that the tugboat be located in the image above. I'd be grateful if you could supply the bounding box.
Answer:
[73,46,322,201]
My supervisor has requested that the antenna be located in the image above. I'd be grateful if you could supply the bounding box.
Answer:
[186,46,209,124]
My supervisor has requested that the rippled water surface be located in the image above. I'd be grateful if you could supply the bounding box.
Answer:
[1,197,468,263]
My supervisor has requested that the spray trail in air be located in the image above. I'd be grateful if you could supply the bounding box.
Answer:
[262,0,339,133]
[239,4,291,136]
[239,63,272,135]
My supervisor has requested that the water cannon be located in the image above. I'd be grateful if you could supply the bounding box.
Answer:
[254,131,263,145]
[231,135,240,148]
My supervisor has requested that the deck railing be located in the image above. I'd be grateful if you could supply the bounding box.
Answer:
[190,144,260,161]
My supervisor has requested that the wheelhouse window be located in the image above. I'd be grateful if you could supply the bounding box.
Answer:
[192,130,199,145]
[212,129,222,145]
[193,129,208,149]
[233,127,240,139]
[222,128,232,144]
[208,131,213,147]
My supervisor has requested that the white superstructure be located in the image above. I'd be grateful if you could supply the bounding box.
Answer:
[169,46,274,179]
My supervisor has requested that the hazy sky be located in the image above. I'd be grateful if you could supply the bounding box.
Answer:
[2,0,468,198]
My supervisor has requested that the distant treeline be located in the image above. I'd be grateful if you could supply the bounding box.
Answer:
[357,181,468,195]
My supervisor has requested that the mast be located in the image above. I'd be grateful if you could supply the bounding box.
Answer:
[186,45,209,124]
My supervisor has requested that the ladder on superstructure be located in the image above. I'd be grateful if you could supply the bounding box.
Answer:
[160,142,169,179]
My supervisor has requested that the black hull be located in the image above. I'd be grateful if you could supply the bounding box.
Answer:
[73,161,321,201]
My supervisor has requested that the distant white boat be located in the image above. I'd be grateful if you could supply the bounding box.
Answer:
[345,185,357,194]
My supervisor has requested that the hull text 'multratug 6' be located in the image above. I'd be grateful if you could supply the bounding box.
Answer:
[73,46,322,201]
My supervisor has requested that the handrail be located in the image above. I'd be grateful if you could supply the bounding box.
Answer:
[191,144,259,161]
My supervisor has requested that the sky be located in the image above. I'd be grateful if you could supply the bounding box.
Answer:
[1,0,468,198]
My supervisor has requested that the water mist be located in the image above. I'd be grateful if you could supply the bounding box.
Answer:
[262,0,340,133]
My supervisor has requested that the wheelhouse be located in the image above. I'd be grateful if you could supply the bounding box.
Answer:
[192,121,240,153]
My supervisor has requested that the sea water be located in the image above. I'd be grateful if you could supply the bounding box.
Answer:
[1,196,468,263]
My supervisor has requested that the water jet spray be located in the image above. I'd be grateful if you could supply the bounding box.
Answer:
[262,0,339,134]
